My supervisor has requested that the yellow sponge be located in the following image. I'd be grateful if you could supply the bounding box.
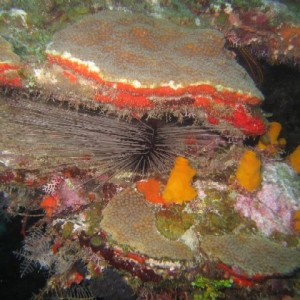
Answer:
[162,157,197,204]
[289,145,300,173]
[236,150,262,192]
[257,122,286,154]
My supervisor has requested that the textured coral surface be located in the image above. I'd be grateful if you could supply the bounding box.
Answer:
[101,187,194,260]
[39,11,266,135]
[201,234,300,276]
[47,11,262,96]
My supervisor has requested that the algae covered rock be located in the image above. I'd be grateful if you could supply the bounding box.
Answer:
[155,206,195,240]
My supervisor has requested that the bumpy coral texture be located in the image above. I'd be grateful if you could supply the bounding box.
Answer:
[100,187,193,260]
[289,145,300,173]
[236,150,262,192]
[47,11,262,96]
[201,234,300,276]
[40,11,266,135]
[163,157,197,204]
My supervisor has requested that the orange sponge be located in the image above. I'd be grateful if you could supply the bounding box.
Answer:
[289,145,300,173]
[136,178,165,204]
[257,122,286,154]
[162,157,197,204]
[236,150,262,192]
[40,195,59,217]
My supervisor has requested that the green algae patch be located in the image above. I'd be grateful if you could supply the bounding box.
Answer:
[195,189,251,235]
[90,235,102,247]
[62,221,74,238]
[155,206,195,240]
[84,203,102,236]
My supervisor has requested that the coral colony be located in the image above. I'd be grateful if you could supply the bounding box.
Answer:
[1,5,300,300]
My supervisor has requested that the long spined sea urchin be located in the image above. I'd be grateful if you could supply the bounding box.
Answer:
[0,92,225,177]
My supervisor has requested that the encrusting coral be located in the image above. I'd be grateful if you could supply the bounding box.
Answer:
[162,157,197,204]
[155,207,194,240]
[235,184,295,236]
[236,150,262,192]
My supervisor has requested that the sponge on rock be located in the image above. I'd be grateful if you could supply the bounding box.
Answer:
[162,157,197,204]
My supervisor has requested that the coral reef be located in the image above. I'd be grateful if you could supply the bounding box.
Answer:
[1,2,300,300]
[155,206,195,240]
[235,184,295,236]
[100,186,194,260]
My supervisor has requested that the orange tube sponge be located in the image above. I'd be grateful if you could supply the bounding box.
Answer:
[289,145,300,173]
[257,122,286,154]
[236,150,262,192]
[162,157,197,204]
[136,178,165,204]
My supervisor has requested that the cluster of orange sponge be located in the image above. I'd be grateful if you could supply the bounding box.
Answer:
[136,156,197,205]
[257,122,286,155]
